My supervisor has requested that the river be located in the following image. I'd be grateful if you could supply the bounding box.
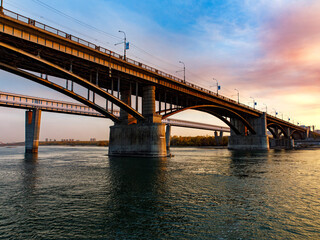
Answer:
[0,146,319,239]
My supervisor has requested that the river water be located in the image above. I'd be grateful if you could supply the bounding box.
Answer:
[0,146,319,239]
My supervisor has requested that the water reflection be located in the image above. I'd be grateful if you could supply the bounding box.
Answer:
[106,157,175,238]
[229,150,269,178]
[23,152,38,190]
[1,146,318,239]
[24,152,38,162]
[16,152,40,238]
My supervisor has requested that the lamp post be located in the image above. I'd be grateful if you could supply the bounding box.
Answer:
[250,96,256,109]
[115,30,128,60]
[0,0,3,13]
[263,103,267,113]
[272,108,277,117]
[213,78,220,95]
[176,61,186,83]
[234,88,239,103]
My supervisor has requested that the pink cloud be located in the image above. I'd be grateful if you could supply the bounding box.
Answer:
[243,1,320,90]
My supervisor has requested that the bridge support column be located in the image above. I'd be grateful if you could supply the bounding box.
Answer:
[108,85,167,157]
[25,109,41,153]
[119,88,131,124]
[228,112,269,150]
[269,138,294,149]
[214,131,223,145]
[166,124,171,154]
[214,131,219,145]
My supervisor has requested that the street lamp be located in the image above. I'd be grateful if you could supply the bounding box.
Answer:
[115,30,129,60]
[176,61,186,83]
[263,103,267,113]
[250,96,256,109]
[0,0,3,13]
[234,88,239,103]
[213,78,220,95]
[272,108,278,117]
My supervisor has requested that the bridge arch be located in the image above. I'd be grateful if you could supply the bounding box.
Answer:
[267,123,288,138]
[0,42,144,122]
[0,62,120,122]
[290,129,304,140]
[161,105,256,135]
[267,126,278,139]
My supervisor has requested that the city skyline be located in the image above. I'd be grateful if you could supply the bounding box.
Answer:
[1,0,319,142]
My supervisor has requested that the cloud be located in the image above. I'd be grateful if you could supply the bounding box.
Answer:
[242,1,320,90]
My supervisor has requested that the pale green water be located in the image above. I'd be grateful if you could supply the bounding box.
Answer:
[0,146,319,239]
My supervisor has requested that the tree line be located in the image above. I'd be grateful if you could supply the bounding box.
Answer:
[170,135,228,146]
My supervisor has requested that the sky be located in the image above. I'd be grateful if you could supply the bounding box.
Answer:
[0,0,319,142]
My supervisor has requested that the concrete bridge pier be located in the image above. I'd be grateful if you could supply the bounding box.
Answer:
[214,131,223,145]
[268,126,295,149]
[228,112,269,150]
[165,124,171,154]
[269,138,294,149]
[108,85,167,157]
[25,109,41,153]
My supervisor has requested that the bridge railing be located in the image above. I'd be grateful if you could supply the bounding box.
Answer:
[0,91,94,113]
[2,8,266,117]
[163,118,230,132]
[0,91,123,117]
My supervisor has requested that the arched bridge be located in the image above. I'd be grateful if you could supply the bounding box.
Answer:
[0,8,315,156]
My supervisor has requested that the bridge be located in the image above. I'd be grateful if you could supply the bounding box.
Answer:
[0,91,229,151]
[0,8,317,156]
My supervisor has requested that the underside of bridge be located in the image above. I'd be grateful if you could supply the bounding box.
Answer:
[0,9,310,156]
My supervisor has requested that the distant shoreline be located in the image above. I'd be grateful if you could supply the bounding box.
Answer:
[40,140,109,147]
[0,141,109,147]
[1,137,319,149]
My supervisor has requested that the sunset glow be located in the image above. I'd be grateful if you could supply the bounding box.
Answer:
[0,0,319,142]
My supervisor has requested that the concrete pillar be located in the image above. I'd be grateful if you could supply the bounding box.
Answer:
[214,131,218,145]
[108,123,167,157]
[274,127,280,138]
[286,128,294,149]
[269,138,294,149]
[119,88,131,124]
[142,86,155,116]
[166,124,171,153]
[305,127,310,139]
[219,131,223,145]
[228,112,269,150]
[214,131,223,145]
[142,85,162,123]
[109,85,167,157]
[25,109,41,153]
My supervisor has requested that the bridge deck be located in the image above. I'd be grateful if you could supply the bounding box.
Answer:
[0,8,308,133]
[0,8,261,115]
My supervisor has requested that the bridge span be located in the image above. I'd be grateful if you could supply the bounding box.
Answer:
[0,91,229,152]
[0,8,316,156]
[0,91,230,132]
